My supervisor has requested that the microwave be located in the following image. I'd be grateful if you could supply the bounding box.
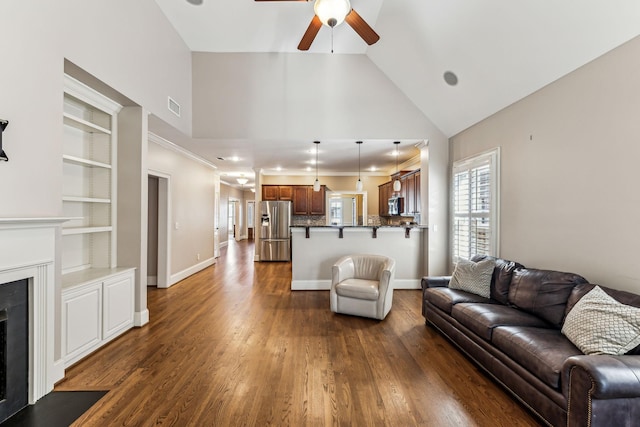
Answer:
[388,196,404,216]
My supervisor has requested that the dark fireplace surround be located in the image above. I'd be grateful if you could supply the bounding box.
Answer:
[0,279,28,423]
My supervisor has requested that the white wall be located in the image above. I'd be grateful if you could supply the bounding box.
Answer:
[148,139,217,284]
[450,35,640,293]
[192,53,439,140]
[0,0,192,217]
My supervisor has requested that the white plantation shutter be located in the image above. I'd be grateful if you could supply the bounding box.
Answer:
[452,148,500,262]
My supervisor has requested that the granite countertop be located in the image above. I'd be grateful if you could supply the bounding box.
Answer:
[290,224,427,229]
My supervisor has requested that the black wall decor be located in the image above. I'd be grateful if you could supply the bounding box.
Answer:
[0,119,8,161]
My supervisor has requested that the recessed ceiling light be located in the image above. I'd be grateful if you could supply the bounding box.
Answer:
[276,166,282,171]
[444,71,458,86]
[230,156,239,162]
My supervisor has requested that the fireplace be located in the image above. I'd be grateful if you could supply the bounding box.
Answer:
[0,218,65,417]
[0,279,28,423]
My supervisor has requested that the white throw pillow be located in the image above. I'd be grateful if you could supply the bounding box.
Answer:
[562,286,640,355]
[449,258,494,298]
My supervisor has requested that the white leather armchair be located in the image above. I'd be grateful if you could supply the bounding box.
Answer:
[330,254,396,320]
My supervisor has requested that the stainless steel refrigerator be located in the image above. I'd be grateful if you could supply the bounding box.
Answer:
[259,201,292,261]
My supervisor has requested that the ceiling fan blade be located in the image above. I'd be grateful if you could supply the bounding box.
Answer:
[345,9,380,45]
[298,15,322,51]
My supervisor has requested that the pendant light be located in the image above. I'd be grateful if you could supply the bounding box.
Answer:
[393,141,401,192]
[313,141,321,192]
[355,141,363,192]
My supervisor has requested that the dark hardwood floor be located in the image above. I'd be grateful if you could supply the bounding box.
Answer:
[57,240,542,426]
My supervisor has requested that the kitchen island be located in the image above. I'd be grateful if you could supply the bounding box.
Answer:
[290,225,428,290]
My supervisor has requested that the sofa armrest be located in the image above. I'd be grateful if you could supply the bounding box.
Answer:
[421,276,451,289]
[563,355,640,427]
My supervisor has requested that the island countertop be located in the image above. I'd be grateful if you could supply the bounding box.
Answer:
[290,224,428,229]
[289,226,428,290]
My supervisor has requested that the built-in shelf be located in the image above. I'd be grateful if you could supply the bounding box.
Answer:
[62,75,121,279]
[63,154,111,169]
[62,196,111,204]
[62,226,113,236]
[63,112,111,135]
[62,267,134,290]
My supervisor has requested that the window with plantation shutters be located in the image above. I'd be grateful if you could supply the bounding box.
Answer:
[452,148,500,262]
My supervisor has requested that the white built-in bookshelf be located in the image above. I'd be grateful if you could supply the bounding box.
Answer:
[61,76,135,368]
[62,75,122,279]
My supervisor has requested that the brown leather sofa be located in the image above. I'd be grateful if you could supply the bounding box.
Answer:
[421,255,640,427]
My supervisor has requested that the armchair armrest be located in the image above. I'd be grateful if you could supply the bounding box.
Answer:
[563,355,640,426]
[331,256,355,287]
[421,276,452,290]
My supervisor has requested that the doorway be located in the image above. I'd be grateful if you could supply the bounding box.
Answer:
[148,171,171,288]
[246,200,255,240]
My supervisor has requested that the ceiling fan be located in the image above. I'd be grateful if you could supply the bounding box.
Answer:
[255,0,380,51]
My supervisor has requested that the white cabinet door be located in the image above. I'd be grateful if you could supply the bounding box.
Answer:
[103,272,134,340]
[62,282,102,365]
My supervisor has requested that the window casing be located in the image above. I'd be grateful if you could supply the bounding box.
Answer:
[451,148,500,262]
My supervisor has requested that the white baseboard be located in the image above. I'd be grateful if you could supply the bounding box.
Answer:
[291,279,421,290]
[220,241,229,248]
[52,358,65,385]
[291,280,331,290]
[135,309,150,327]
[169,257,216,286]
[147,275,157,287]
[393,279,421,289]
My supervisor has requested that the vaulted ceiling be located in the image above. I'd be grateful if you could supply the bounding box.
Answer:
[153,0,640,183]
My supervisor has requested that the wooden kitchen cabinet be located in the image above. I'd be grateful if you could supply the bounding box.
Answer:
[293,186,310,215]
[292,185,326,215]
[262,185,293,201]
[278,186,294,201]
[378,181,393,216]
[402,170,421,216]
[379,169,421,217]
[310,185,325,215]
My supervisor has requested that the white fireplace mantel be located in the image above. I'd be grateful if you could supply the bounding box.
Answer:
[0,217,68,403]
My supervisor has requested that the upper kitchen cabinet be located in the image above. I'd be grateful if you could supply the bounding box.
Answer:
[379,169,421,217]
[262,185,326,215]
[378,181,393,217]
[293,185,326,215]
[262,185,293,201]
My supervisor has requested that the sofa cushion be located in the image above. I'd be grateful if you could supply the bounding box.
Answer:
[335,278,379,301]
[565,283,640,355]
[452,303,551,341]
[508,268,588,328]
[472,255,524,305]
[492,326,582,389]
[425,287,494,315]
[562,286,640,355]
[449,258,494,298]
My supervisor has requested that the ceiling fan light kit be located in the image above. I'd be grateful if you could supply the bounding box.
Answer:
[256,0,379,51]
[314,0,351,28]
